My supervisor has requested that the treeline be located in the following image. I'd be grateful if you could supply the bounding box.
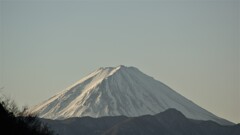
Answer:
[0,96,56,135]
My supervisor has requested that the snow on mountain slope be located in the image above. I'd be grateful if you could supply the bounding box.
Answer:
[28,65,232,125]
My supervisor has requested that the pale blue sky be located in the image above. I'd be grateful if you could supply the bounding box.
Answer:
[0,0,239,123]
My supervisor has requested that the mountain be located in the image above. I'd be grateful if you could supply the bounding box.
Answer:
[28,65,232,125]
[42,109,240,135]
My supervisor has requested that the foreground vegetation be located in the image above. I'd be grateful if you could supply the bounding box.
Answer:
[0,96,56,135]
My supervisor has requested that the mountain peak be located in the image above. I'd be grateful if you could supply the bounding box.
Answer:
[115,65,127,71]
[98,65,129,71]
[96,65,127,77]
[116,65,126,68]
[95,65,137,79]
[156,108,186,119]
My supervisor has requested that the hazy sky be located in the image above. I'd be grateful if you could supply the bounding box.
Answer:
[0,0,239,123]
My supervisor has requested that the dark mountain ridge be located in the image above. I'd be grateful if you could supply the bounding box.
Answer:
[42,108,240,135]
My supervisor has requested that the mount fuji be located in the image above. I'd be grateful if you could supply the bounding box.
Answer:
[28,65,232,125]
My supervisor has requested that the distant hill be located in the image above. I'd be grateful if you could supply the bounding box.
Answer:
[43,108,240,135]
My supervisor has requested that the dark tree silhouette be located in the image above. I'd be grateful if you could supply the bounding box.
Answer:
[0,97,56,135]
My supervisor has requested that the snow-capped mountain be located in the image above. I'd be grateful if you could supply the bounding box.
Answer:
[28,65,232,125]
